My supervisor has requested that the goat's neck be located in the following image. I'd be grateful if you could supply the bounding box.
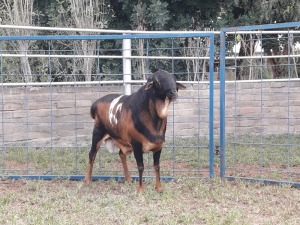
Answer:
[148,97,170,120]
[156,97,170,119]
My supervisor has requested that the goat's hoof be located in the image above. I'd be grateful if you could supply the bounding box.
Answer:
[137,185,145,193]
[125,177,132,183]
[156,186,163,193]
[84,178,91,185]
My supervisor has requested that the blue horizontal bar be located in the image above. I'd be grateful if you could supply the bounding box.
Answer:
[1,175,174,181]
[0,33,214,41]
[225,176,300,188]
[222,21,300,32]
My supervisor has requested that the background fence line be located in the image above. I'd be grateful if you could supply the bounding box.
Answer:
[1,23,300,187]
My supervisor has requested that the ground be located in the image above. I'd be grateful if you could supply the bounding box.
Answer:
[0,178,299,225]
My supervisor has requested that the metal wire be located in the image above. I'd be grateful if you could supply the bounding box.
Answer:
[0,33,214,181]
[0,43,5,175]
[2,26,299,185]
[220,22,300,186]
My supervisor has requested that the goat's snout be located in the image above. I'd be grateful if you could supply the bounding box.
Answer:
[168,90,178,101]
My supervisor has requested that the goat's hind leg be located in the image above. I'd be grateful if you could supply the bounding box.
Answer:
[84,124,106,185]
[119,150,132,183]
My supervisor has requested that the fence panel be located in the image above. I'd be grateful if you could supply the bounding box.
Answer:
[219,22,300,187]
[0,32,215,181]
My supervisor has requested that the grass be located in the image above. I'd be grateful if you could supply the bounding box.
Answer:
[1,135,300,224]
[1,134,300,181]
[226,134,300,165]
[0,178,299,225]
[1,136,211,177]
[225,135,300,181]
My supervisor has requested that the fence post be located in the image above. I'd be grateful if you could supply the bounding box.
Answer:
[219,29,226,178]
[123,35,132,95]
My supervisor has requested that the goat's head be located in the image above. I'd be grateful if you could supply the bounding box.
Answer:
[145,69,186,119]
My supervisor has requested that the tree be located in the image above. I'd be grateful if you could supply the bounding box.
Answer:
[93,0,224,80]
[165,0,221,30]
[68,0,113,81]
[44,0,113,81]
[183,34,212,81]
[0,0,37,83]
[219,0,300,79]
[261,0,300,24]
[260,0,300,78]
[164,1,221,81]
[119,0,170,79]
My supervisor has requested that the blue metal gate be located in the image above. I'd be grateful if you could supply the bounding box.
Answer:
[0,32,215,181]
[219,22,300,187]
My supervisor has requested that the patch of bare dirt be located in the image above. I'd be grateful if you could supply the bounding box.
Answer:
[226,164,300,182]
[2,160,36,175]
[0,179,27,194]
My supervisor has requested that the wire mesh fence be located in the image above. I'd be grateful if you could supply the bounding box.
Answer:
[1,23,300,187]
[0,32,215,180]
[219,22,300,187]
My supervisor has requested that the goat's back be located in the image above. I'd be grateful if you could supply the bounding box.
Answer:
[90,94,122,119]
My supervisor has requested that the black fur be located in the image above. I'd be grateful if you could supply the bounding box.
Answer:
[86,69,186,191]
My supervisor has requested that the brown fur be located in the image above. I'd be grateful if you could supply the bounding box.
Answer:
[84,69,186,192]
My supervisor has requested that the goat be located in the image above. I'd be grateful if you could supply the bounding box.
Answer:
[84,69,186,192]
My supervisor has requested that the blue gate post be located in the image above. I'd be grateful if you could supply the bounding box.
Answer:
[208,34,215,177]
[219,30,226,178]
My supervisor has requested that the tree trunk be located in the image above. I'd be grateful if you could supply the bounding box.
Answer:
[81,40,96,82]
[266,48,289,79]
[137,38,146,80]
[19,41,32,83]
[236,34,256,80]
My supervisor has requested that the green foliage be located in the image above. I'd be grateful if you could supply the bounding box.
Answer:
[166,0,222,30]
[220,0,300,26]
[1,0,299,82]
[122,0,170,31]
[261,0,300,24]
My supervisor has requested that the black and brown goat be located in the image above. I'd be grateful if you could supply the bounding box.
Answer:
[84,69,186,192]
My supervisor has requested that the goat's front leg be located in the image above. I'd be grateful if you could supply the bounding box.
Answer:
[133,141,144,192]
[153,149,163,193]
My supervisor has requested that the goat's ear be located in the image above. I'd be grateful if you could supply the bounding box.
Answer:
[176,82,186,90]
[145,80,153,90]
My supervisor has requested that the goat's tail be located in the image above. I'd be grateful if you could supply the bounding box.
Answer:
[90,101,98,119]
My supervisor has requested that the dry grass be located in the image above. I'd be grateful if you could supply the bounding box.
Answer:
[1,135,299,224]
[0,178,299,225]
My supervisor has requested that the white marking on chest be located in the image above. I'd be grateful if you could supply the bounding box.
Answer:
[109,95,123,125]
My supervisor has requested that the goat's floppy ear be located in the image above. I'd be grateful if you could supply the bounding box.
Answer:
[145,79,153,90]
[176,82,186,90]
